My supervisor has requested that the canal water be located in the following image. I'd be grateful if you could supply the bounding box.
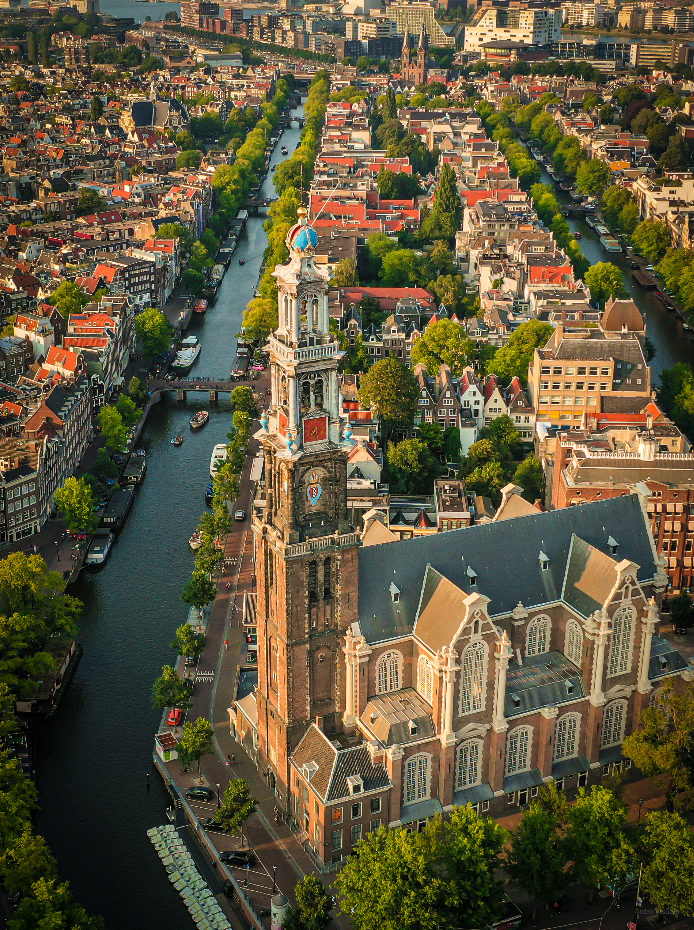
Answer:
[536,162,694,381]
[31,106,304,929]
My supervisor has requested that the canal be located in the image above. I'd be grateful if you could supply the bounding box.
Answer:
[536,162,694,381]
[31,105,305,929]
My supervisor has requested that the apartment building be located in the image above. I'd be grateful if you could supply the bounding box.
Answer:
[464,6,562,54]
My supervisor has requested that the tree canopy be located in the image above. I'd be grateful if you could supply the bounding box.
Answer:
[358,357,418,437]
[410,319,474,377]
[53,477,97,534]
[487,320,554,385]
[584,262,627,308]
[135,307,172,358]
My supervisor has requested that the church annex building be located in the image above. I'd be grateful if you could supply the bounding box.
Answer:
[233,209,692,869]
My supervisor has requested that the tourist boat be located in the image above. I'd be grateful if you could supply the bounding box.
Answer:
[210,443,228,479]
[172,435,184,446]
[281,146,288,155]
[189,530,203,550]
[190,410,209,430]
[171,336,201,374]
[86,532,114,567]
[238,258,245,266]
[193,299,208,315]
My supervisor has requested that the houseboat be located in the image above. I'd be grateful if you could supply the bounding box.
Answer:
[210,443,228,479]
[100,489,135,531]
[211,264,224,285]
[121,456,147,485]
[16,638,83,716]
[86,532,115,566]
[171,336,201,374]
[190,410,209,430]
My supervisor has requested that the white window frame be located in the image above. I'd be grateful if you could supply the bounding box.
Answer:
[565,619,583,667]
[526,616,550,657]
[554,713,580,761]
[404,754,431,805]
[456,739,483,789]
[377,650,402,694]
[608,606,635,677]
[601,700,627,748]
[460,641,487,715]
[506,726,532,776]
[417,655,433,705]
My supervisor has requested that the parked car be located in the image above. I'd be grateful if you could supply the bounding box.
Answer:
[234,510,245,521]
[112,454,127,465]
[185,786,215,802]
[629,260,639,269]
[202,817,230,834]
[167,708,184,726]
[220,849,257,867]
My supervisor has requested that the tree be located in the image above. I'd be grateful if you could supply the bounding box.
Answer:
[170,622,203,659]
[670,591,694,631]
[633,220,671,263]
[487,320,554,385]
[156,222,193,258]
[213,778,256,833]
[423,164,462,241]
[27,32,37,65]
[622,680,694,809]
[91,447,118,483]
[576,160,612,198]
[48,281,90,317]
[584,262,627,308]
[97,406,127,452]
[599,104,615,124]
[410,319,474,377]
[183,268,206,296]
[181,571,217,610]
[229,385,257,419]
[0,826,57,896]
[564,786,635,899]
[53,477,97,534]
[641,811,694,917]
[380,249,421,287]
[241,297,278,343]
[382,86,397,121]
[90,95,103,121]
[135,307,172,358]
[465,461,505,505]
[177,717,214,775]
[387,438,440,493]
[506,804,569,919]
[331,257,359,287]
[152,665,192,712]
[115,395,139,429]
[176,149,202,170]
[660,137,686,172]
[75,188,106,217]
[128,376,146,406]
[283,875,333,930]
[358,357,418,439]
[513,455,543,502]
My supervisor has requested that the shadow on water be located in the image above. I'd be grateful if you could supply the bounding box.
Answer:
[31,105,305,928]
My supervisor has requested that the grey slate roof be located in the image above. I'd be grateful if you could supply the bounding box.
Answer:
[649,635,690,680]
[562,535,619,619]
[505,651,584,717]
[357,495,657,644]
[291,724,391,803]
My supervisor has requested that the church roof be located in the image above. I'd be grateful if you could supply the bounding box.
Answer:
[357,494,657,644]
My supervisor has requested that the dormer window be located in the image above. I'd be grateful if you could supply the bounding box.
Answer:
[408,719,418,736]
[511,692,521,708]
[539,551,549,572]
[466,565,477,587]
[608,536,618,555]
[565,681,574,695]
[347,775,363,795]
[303,761,318,781]
[389,582,400,603]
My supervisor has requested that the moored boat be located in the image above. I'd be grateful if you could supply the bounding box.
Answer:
[189,530,203,550]
[190,410,209,429]
[171,336,201,374]
[210,443,228,479]
[211,264,224,285]
[86,532,115,566]
[172,435,183,446]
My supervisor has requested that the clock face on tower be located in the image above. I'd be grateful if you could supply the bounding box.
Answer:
[303,415,327,444]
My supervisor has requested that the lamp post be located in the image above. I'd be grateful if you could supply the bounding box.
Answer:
[638,798,644,822]
[215,783,221,808]
[272,865,277,894]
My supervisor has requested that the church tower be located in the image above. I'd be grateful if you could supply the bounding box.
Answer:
[253,208,361,803]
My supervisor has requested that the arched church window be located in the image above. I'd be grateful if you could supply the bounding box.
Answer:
[313,377,324,409]
[301,379,311,411]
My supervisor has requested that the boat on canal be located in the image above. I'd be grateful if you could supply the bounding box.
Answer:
[210,443,228,479]
[172,435,183,446]
[599,234,622,253]
[189,530,203,550]
[171,336,201,374]
[86,532,115,567]
[190,410,209,430]
[99,489,135,531]
[239,258,245,266]
[121,456,147,486]
[281,146,288,155]
[205,483,214,506]
[211,264,224,285]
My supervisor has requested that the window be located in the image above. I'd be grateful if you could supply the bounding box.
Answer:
[351,824,362,847]
[456,739,482,789]
[506,727,531,776]
[314,822,320,843]
[460,641,486,714]
[315,800,319,815]
[601,700,627,748]
[577,771,588,788]
[370,819,381,833]
[554,713,580,761]
[377,651,401,693]
[351,802,362,819]
[417,655,433,704]
[404,754,430,805]
[565,619,583,666]
[370,797,381,813]
[332,830,343,851]
[608,605,634,677]
[332,808,343,824]
[526,616,550,657]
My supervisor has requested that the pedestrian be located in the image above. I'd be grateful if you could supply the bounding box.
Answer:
[226,755,231,766]
[225,582,231,590]
[231,753,236,763]
[224,639,229,650]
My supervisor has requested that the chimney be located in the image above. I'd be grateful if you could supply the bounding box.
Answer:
[315,715,324,731]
